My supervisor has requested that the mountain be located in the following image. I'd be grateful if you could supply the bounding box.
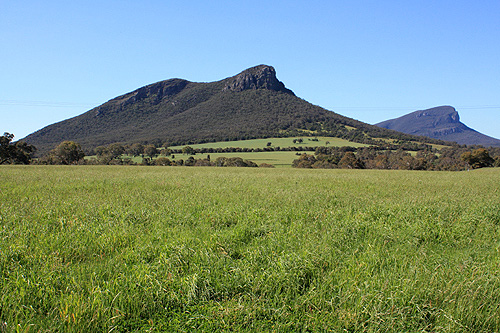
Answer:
[376,106,500,147]
[23,65,446,155]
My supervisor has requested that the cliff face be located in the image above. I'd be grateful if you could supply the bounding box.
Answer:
[223,65,295,95]
[376,106,500,147]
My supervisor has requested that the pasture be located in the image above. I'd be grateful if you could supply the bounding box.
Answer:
[180,151,302,168]
[168,136,369,150]
[1,166,499,331]
[125,151,303,168]
[166,136,371,167]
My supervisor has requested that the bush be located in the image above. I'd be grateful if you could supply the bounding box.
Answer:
[154,157,171,166]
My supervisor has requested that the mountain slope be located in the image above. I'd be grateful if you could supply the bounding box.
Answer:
[23,65,447,155]
[376,106,500,147]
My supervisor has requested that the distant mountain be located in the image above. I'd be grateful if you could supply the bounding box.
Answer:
[23,65,447,155]
[376,106,500,147]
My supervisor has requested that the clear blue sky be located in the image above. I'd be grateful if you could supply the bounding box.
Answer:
[1,0,499,141]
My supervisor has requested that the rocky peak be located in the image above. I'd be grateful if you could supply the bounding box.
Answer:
[223,65,295,95]
[414,106,460,126]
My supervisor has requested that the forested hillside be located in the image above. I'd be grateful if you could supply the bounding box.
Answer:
[23,65,449,155]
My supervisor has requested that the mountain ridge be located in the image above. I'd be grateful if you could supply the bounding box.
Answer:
[23,65,450,155]
[376,106,500,147]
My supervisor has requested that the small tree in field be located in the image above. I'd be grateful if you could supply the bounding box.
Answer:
[182,146,195,155]
[50,141,85,165]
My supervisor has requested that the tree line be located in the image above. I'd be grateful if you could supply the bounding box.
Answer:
[31,140,267,168]
[2,132,499,171]
[292,146,500,170]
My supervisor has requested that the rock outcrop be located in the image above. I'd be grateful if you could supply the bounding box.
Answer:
[223,65,295,95]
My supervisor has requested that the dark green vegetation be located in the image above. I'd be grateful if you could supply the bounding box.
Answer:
[293,147,500,171]
[0,133,36,165]
[376,106,500,147]
[44,141,86,165]
[23,65,450,156]
[30,137,500,170]
[1,166,500,331]
[461,148,496,169]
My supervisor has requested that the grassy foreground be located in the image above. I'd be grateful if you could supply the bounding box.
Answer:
[1,166,499,332]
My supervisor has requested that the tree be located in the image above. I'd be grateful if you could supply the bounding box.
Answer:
[182,146,195,155]
[128,143,145,157]
[373,155,389,169]
[184,156,196,166]
[144,144,158,158]
[338,152,364,169]
[160,148,172,156]
[0,133,36,165]
[51,141,85,165]
[154,157,171,166]
[495,156,500,168]
[107,143,125,159]
[292,154,317,168]
[95,146,107,157]
[0,133,15,164]
[461,148,494,169]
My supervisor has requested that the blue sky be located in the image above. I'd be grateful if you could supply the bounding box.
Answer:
[1,1,499,141]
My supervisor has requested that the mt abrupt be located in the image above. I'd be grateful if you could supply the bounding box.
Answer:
[24,65,447,154]
[376,106,500,147]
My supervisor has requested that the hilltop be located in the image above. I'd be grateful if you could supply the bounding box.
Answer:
[376,106,500,147]
[23,65,448,155]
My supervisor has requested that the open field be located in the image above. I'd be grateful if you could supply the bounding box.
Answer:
[177,151,302,168]
[1,166,500,331]
[169,136,369,150]
[124,151,303,168]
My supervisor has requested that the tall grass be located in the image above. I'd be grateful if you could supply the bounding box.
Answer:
[1,166,499,331]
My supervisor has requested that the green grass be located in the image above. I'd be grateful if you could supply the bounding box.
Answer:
[183,151,302,167]
[122,151,303,168]
[1,166,500,332]
[169,136,369,150]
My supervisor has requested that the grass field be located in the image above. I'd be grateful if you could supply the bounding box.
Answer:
[166,136,369,168]
[180,151,303,168]
[125,151,303,168]
[1,166,499,332]
[169,136,369,150]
